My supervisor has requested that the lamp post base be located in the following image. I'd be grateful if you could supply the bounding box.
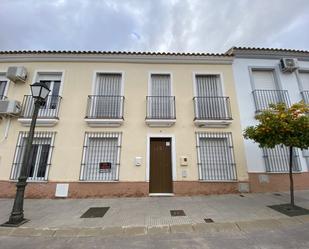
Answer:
[1,219,29,227]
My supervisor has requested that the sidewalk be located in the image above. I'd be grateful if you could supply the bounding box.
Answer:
[0,191,309,237]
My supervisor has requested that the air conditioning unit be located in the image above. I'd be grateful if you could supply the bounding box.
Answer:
[0,100,21,116]
[6,66,27,83]
[280,58,298,73]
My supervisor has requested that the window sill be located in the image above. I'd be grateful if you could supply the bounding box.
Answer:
[85,118,124,127]
[18,118,59,127]
[198,180,238,183]
[78,180,120,183]
[145,119,176,127]
[194,119,232,128]
[10,180,48,183]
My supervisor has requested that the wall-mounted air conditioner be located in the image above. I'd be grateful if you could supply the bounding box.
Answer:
[280,58,298,73]
[0,100,21,116]
[6,66,27,83]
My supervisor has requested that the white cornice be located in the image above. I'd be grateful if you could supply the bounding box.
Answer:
[0,54,233,65]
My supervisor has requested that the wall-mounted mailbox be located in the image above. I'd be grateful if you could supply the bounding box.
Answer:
[180,156,188,166]
[135,157,142,166]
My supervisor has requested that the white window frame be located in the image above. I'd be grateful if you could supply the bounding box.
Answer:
[196,132,237,182]
[192,72,226,119]
[248,66,282,91]
[32,70,65,96]
[10,131,56,182]
[90,71,125,119]
[296,68,309,91]
[148,72,173,96]
[0,72,9,99]
[80,132,122,182]
[192,72,225,97]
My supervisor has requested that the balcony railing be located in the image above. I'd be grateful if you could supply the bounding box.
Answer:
[146,96,176,119]
[86,95,124,119]
[301,91,309,104]
[252,90,290,112]
[20,95,62,119]
[193,97,232,120]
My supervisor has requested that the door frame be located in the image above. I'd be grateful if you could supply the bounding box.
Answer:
[146,134,177,183]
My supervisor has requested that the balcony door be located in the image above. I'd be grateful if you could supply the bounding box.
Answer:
[94,73,122,119]
[252,70,286,109]
[37,73,61,117]
[195,75,224,119]
[149,74,172,119]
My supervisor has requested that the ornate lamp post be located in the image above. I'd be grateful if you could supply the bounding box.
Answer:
[2,82,50,227]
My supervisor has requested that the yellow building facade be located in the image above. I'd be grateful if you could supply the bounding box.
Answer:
[0,51,248,198]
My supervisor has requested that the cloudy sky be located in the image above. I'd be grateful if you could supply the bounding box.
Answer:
[0,0,309,53]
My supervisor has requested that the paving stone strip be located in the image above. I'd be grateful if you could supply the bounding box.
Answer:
[0,216,308,238]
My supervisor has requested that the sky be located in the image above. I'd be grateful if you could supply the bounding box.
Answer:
[0,0,309,53]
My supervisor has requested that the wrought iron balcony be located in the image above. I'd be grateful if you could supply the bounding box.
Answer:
[252,90,290,112]
[146,96,176,119]
[301,91,309,104]
[20,95,62,119]
[85,95,124,120]
[193,96,232,121]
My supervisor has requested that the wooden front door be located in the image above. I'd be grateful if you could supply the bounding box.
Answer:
[149,138,173,193]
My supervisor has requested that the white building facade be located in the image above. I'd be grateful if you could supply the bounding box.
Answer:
[228,47,309,192]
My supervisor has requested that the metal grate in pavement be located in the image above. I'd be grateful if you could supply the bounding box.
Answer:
[80,207,110,218]
[204,218,214,223]
[170,210,186,216]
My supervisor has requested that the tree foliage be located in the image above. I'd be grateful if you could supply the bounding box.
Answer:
[243,102,309,149]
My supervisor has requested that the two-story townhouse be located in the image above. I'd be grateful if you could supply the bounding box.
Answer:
[0,51,249,198]
[228,47,309,192]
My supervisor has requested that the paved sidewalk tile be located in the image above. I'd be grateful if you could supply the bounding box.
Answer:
[101,226,123,236]
[77,228,103,237]
[295,215,309,223]
[0,227,14,236]
[170,224,194,233]
[53,228,81,237]
[193,222,240,233]
[147,225,170,235]
[277,217,302,227]
[237,219,282,232]
[11,228,55,237]
[124,226,147,236]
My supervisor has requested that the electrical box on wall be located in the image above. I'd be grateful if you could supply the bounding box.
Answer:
[180,156,188,166]
[135,157,142,166]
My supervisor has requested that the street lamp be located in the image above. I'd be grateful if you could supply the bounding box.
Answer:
[2,82,50,227]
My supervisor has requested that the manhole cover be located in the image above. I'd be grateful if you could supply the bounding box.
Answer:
[273,193,282,196]
[170,210,186,216]
[239,194,245,197]
[204,218,214,223]
[81,207,110,218]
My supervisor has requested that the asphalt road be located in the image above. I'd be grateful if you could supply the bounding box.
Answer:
[0,223,308,249]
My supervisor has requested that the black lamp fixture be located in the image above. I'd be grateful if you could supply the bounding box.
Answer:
[30,82,50,102]
[1,82,50,227]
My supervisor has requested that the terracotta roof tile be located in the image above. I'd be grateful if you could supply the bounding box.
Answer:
[0,50,230,57]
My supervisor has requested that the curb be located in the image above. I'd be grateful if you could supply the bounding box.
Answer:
[0,216,308,238]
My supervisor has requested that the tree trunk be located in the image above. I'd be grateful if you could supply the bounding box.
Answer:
[289,146,295,207]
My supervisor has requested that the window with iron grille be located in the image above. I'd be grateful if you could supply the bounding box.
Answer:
[80,132,122,181]
[0,74,8,99]
[263,145,301,172]
[196,132,237,181]
[10,131,56,181]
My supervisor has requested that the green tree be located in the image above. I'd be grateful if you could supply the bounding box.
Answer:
[243,102,309,207]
